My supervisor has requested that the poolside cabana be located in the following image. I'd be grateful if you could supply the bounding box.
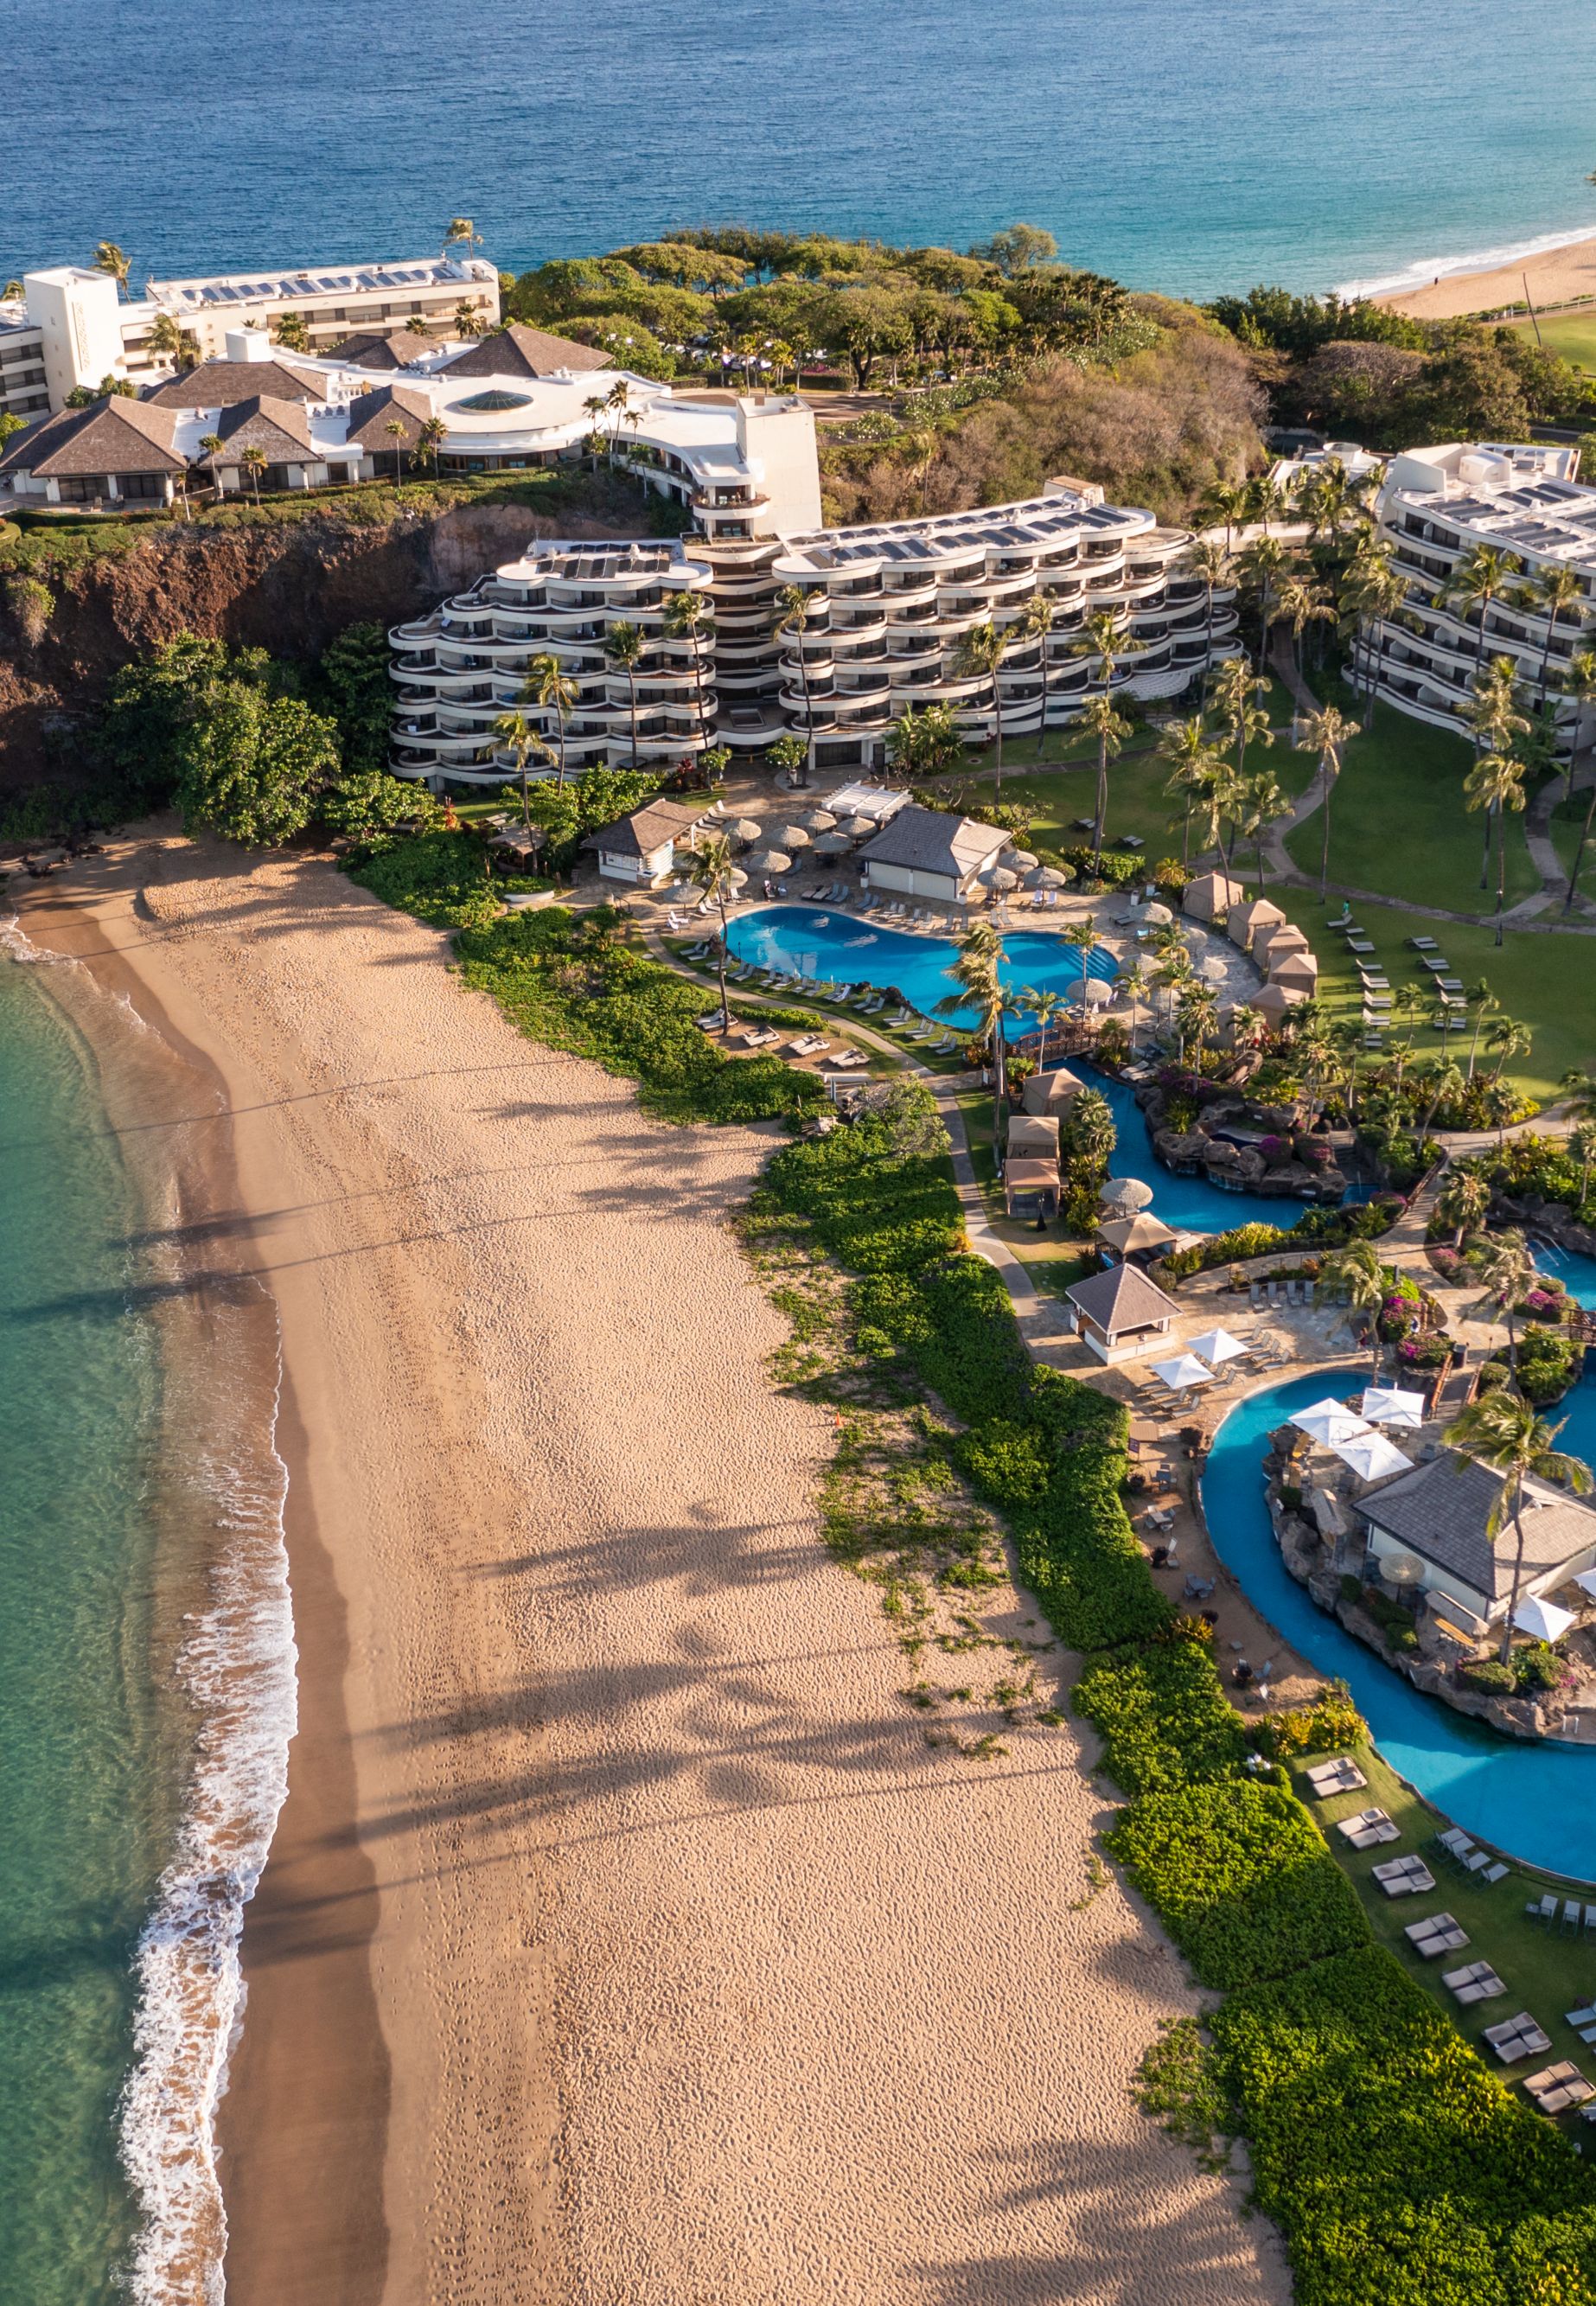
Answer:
[1005,1114,1060,1158]
[1097,1211,1178,1261]
[1229,897,1286,954]
[1183,871,1246,923]
[1248,981,1306,1025]
[1270,949,1320,995]
[1254,922,1311,970]
[1022,1065,1087,1117]
[1064,1264,1179,1364]
[1004,1157,1061,1217]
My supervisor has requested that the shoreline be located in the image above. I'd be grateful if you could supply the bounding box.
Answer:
[16,828,1292,2304]
[1353,222,1596,321]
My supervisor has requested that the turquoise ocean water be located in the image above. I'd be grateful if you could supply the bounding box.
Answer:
[0,929,294,2306]
[5,0,1596,297]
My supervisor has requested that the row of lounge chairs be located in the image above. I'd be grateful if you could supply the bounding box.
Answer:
[1525,1890,1596,1937]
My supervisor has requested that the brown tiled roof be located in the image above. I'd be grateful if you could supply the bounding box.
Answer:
[0,396,186,478]
[590,800,707,859]
[326,328,437,370]
[439,323,609,379]
[145,359,322,408]
[195,396,316,465]
[342,384,434,452]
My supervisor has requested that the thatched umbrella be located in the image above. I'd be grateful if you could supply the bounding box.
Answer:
[1080,977,1114,1007]
[840,815,877,840]
[1025,864,1071,890]
[800,808,838,832]
[1199,955,1229,984]
[812,831,852,854]
[726,816,763,844]
[1141,901,1173,927]
[981,864,1020,891]
[750,847,793,874]
[1100,1176,1154,1212]
[1007,848,1040,868]
[776,823,813,849]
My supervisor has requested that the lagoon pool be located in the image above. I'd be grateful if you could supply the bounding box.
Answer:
[1203,1368,1596,1880]
[1090,1069,1313,1234]
[725,907,1117,1026]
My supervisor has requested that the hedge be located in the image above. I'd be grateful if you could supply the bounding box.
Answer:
[1107,1782,1369,1990]
[1075,1627,1248,1794]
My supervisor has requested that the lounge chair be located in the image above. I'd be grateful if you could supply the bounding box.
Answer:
[828,1049,869,1070]
[1563,1900,1584,1937]
[929,1036,958,1055]
[1347,936,1376,955]
[1523,2062,1595,2115]
[1405,1911,1469,1958]
[1408,936,1440,951]
[1337,1807,1399,1849]
[1306,1757,1367,1798]
[1372,1856,1436,1895]
[741,1027,780,1048]
[1482,1861,1510,1884]
[1484,2014,1553,2063]
[1528,1893,1560,1928]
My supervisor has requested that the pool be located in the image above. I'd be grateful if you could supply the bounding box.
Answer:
[725,906,1117,1027]
[1203,1368,1596,1879]
[1090,1070,1314,1234]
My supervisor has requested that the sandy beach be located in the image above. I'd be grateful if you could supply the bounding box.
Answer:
[1377,230,1596,320]
[18,832,1289,2306]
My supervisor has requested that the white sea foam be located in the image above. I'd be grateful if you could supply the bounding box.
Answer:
[117,1306,297,2305]
[1336,222,1596,303]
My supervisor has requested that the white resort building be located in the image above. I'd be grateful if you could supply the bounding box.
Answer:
[1357,440,1594,753]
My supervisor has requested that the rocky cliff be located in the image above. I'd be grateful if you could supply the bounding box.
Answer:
[0,496,640,791]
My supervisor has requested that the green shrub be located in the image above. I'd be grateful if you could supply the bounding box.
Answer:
[1261,1686,1367,1761]
[1465,1659,1516,1695]
[1075,1627,1248,1794]
[1107,1782,1368,1990]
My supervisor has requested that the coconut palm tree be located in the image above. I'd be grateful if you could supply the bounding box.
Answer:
[1571,1121,1596,1212]
[1016,591,1057,756]
[1444,545,1524,668]
[147,310,198,370]
[198,433,227,496]
[272,310,310,353]
[383,418,408,482]
[93,242,131,294]
[1414,1055,1465,1137]
[1560,649,1596,910]
[1213,651,1273,793]
[582,393,609,467]
[453,301,486,338]
[1279,568,1333,677]
[1436,1166,1491,1248]
[1464,751,1527,944]
[1239,532,1293,661]
[1464,980,1497,1080]
[1159,716,1220,868]
[1200,479,1249,555]
[1467,1229,1538,1376]
[1175,981,1219,1067]
[602,622,646,770]
[1063,916,1100,1021]
[1181,535,1231,709]
[1022,984,1069,1070]
[954,618,1013,795]
[934,919,1010,1141]
[1193,755,1244,877]
[1315,1238,1388,1370]
[663,589,716,748]
[1486,1013,1530,1089]
[1081,693,1131,872]
[1448,1390,1593,1665]
[239,444,267,505]
[1293,701,1355,902]
[1237,768,1285,891]
[492,709,556,830]
[443,218,483,256]
[1518,560,1586,706]
[687,830,740,1032]
[1561,1069,1596,1127]
[1120,958,1149,1052]
[775,584,818,788]
[415,414,447,476]
[1071,606,1139,729]
[1339,552,1410,731]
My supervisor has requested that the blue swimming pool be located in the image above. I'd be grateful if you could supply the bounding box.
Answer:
[1090,1070,1314,1234]
[725,906,1117,1026]
[1203,1369,1596,1879]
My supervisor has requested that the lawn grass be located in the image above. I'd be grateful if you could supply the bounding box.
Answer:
[1260,885,1596,1106]
[953,1086,1095,1297]
[1283,698,1544,914]
[1307,1744,1596,2139]
[1503,310,1596,370]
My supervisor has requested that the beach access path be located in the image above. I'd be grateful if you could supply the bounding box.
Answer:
[16,833,1287,2306]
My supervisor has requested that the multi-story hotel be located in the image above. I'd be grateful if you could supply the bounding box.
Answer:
[388,479,1238,786]
[0,253,500,420]
[1357,441,1593,751]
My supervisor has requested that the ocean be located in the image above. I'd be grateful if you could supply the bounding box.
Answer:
[0,924,295,2306]
[4,0,1596,298]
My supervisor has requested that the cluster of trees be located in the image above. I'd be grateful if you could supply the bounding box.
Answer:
[503,221,1149,391]
[1210,284,1595,444]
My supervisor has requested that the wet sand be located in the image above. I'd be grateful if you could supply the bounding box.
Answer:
[16,830,1290,2306]
[1381,231,1596,319]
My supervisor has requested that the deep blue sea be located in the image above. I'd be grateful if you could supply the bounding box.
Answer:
[4,0,1596,298]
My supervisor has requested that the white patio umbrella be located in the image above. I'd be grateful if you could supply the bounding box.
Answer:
[800,808,838,831]
[1152,1353,1217,1393]
[1331,1431,1413,1483]
[1361,1385,1427,1431]
[1141,902,1173,926]
[1292,1398,1373,1448]
[1099,1177,1154,1212]
[776,823,813,849]
[750,847,793,874]
[1513,1594,1576,1643]
[812,831,852,853]
[1186,1327,1248,1367]
[726,866,749,888]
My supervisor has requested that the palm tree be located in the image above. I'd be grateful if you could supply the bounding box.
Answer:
[1293,702,1355,903]
[1339,553,1409,731]
[664,590,716,749]
[954,619,1012,795]
[602,622,646,770]
[1414,1056,1465,1138]
[1063,916,1100,1021]
[1464,751,1527,944]
[382,418,408,482]
[581,394,609,467]
[198,432,226,496]
[1213,652,1273,789]
[1520,561,1586,706]
[520,650,576,793]
[1071,606,1139,740]
[1561,1069,1596,1127]
[1570,1121,1596,1212]
[1022,984,1068,1070]
[1017,592,1057,756]
[272,310,310,353]
[1200,479,1249,554]
[1436,1166,1491,1248]
[1120,959,1149,1052]
[443,218,483,256]
[1182,536,1231,709]
[453,301,486,338]
[1239,532,1292,661]
[1315,1238,1388,1370]
[1240,768,1286,891]
[93,241,131,295]
[603,377,635,469]
[1465,980,1497,1080]
[492,709,555,830]
[1279,569,1333,678]
[687,831,740,1032]
[1448,1390,1593,1664]
[775,584,818,788]
[1444,546,1524,668]
[1175,981,1219,1066]
[1159,716,1218,867]
[1467,1230,1538,1376]
[1560,648,1596,910]
[415,414,447,476]
[1486,1014,1530,1088]
[1464,661,1530,900]
[239,444,267,505]
[1081,693,1131,872]
[1193,755,1244,877]
[147,310,198,370]
[934,920,1010,1142]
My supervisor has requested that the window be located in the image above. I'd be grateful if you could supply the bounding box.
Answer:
[56,476,104,502]
[119,473,168,500]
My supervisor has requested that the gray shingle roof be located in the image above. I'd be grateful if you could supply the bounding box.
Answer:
[859,805,1009,881]
[326,328,437,370]
[1359,1453,1596,1602]
[196,395,316,463]
[591,800,707,859]
[438,323,610,379]
[342,383,433,451]
[1065,1263,1178,1333]
[144,359,322,408]
[0,396,185,477]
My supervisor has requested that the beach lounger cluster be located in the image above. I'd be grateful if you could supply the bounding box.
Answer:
[1523,2061,1596,2115]
[786,1034,830,1057]
[1484,2011,1555,2064]
[824,1050,869,1071]
[1445,1959,1508,2005]
[1371,1853,1437,1896]
[1434,1827,1510,1884]
[1304,1755,1366,1798]
[1337,1806,1400,1850]
[1404,1910,1469,1958]
[1526,1892,1596,1935]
